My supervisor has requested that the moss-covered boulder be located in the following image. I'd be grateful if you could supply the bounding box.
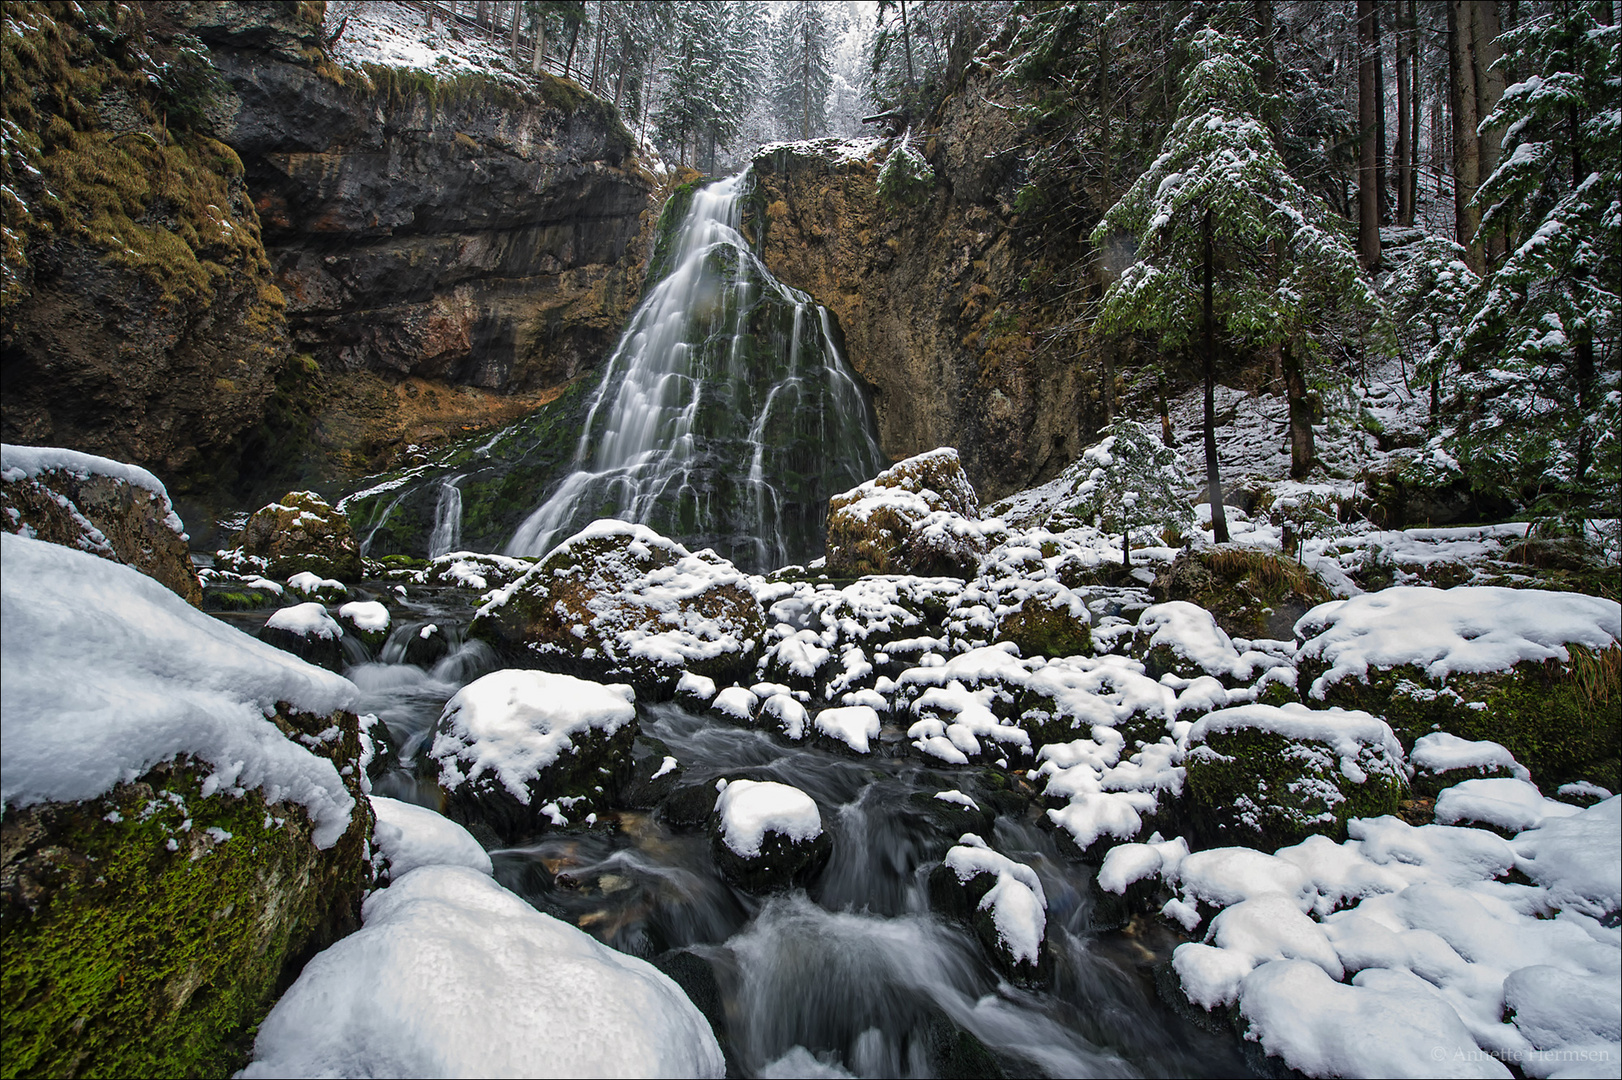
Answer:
[993,587,1092,660]
[256,602,344,672]
[467,520,766,695]
[1,445,202,605]
[927,835,1049,983]
[428,670,638,842]
[1,714,372,1079]
[1153,546,1333,640]
[228,491,363,582]
[1297,586,1622,790]
[826,448,997,578]
[1183,703,1406,850]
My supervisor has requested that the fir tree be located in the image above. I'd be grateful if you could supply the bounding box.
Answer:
[1426,4,1621,523]
[1068,417,1191,567]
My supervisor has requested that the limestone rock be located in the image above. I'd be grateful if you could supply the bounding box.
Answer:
[1,444,202,605]
[826,448,996,578]
[229,491,363,581]
[468,520,766,695]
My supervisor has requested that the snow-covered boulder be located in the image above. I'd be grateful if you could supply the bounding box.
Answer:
[222,490,363,581]
[286,569,348,602]
[929,834,1048,982]
[423,550,536,592]
[242,865,724,1079]
[1409,732,1532,798]
[429,670,638,841]
[369,795,492,881]
[1,533,371,1078]
[1153,544,1335,640]
[1184,703,1406,849]
[468,520,767,695]
[825,448,1000,578]
[336,599,391,651]
[1297,586,1621,791]
[710,779,830,890]
[257,601,345,671]
[1,443,202,605]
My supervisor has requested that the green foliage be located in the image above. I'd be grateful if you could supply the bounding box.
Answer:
[1090,30,1389,366]
[876,133,933,208]
[1067,416,1189,561]
[151,32,227,131]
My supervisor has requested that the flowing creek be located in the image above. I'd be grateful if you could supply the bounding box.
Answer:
[285,583,1255,1079]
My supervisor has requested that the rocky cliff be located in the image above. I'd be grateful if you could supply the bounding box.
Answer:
[748,80,1101,502]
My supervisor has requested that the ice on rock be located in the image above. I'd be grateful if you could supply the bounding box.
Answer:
[264,602,342,640]
[1296,586,1621,697]
[715,779,823,858]
[242,865,724,1079]
[429,671,636,804]
[814,705,880,754]
[1,533,357,847]
[1434,778,1582,834]
[370,795,492,879]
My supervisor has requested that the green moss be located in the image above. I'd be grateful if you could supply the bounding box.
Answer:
[1,757,360,1078]
[994,597,1091,660]
[1309,648,1622,791]
[1184,727,1405,850]
[644,180,705,286]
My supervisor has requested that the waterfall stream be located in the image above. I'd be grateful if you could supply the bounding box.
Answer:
[427,474,464,558]
[504,171,884,570]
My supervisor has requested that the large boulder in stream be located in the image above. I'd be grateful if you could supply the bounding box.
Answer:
[0,533,371,1077]
[1,444,203,605]
[710,779,831,891]
[257,602,346,672]
[928,834,1049,982]
[1295,586,1622,791]
[220,491,363,582]
[468,520,767,695]
[826,448,1001,578]
[428,670,638,841]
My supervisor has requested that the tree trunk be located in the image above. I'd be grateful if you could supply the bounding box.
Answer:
[1449,0,1486,273]
[510,0,521,64]
[1470,0,1506,263]
[1283,341,1316,479]
[1374,1,1390,224]
[427,1,436,30]
[900,0,915,89]
[1202,209,1230,544]
[565,19,580,78]
[1396,0,1412,224]
[1406,0,1421,223]
[533,19,547,74]
[1121,527,1131,568]
[1358,0,1382,269]
[1158,370,1176,448]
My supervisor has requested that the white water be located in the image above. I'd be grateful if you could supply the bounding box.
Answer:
[505,171,882,570]
[427,474,464,558]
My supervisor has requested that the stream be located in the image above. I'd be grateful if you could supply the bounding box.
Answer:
[308,583,1253,1080]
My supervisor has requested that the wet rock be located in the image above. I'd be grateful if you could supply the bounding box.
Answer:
[659,783,720,829]
[335,599,391,652]
[1,445,202,605]
[826,449,996,578]
[1183,704,1406,850]
[359,713,398,783]
[225,492,363,581]
[468,520,767,696]
[619,737,684,810]
[429,670,638,843]
[256,602,344,672]
[709,779,831,891]
[928,834,1048,982]
[397,622,452,668]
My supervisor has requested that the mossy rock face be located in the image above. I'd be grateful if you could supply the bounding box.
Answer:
[826,449,985,578]
[994,593,1091,661]
[468,524,766,695]
[1153,546,1333,640]
[433,719,638,844]
[1303,649,1622,792]
[202,584,280,611]
[1183,723,1405,851]
[1,710,371,1079]
[232,491,362,581]
[1,468,203,606]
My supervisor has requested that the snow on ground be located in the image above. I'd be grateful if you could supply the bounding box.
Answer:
[0,532,357,847]
[430,670,635,803]
[2,442,188,537]
[714,779,822,858]
[327,0,532,90]
[242,865,725,1079]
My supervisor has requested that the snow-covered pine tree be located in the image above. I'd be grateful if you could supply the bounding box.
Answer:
[770,1,834,140]
[1068,417,1191,567]
[1426,4,1620,526]
[1384,234,1480,419]
[1089,28,1388,514]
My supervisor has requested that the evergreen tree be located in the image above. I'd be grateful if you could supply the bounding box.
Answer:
[1425,4,1621,523]
[770,1,834,139]
[1089,28,1388,522]
[1068,417,1191,566]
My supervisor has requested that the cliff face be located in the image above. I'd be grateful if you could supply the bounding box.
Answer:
[749,83,1098,502]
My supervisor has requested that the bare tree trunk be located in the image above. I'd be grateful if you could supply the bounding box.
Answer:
[900,0,915,89]
[1158,370,1176,448]
[1374,1,1390,224]
[1403,0,1420,224]
[1470,0,1506,263]
[1449,0,1485,273]
[510,0,521,64]
[427,0,436,31]
[565,18,580,79]
[1284,341,1316,478]
[533,14,547,74]
[1202,209,1230,544]
[1358,0,1382,269]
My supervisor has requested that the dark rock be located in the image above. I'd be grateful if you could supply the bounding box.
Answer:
[619,737,683,810]
[256,608,344,672]
[228,491,363,581]
[659,783,720,829]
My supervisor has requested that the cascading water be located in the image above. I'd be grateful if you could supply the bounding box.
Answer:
[427,474,464,558]
[505,171,884,570]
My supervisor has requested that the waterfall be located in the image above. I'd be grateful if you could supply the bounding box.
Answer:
[428,474,465,558]
[505,170,884,571]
